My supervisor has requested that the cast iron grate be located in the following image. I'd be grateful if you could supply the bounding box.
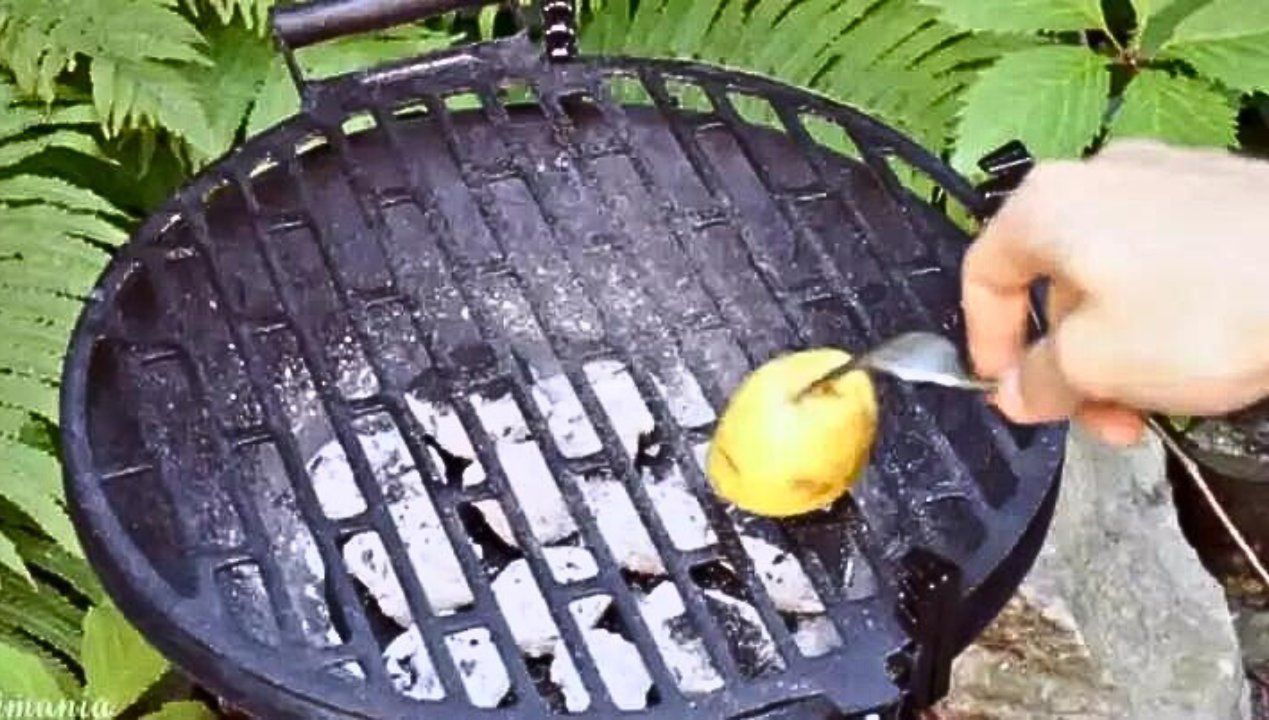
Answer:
[61,7,1064,719]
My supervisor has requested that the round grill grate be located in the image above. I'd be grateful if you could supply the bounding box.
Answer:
[61,9,1065,720]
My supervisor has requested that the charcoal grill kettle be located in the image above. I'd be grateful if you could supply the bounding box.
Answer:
[60,1,1065,718]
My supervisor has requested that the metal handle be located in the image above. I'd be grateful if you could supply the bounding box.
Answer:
[272,0,500,49]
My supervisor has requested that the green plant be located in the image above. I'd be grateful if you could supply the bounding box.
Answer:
[925,0,1266,172]
[0,0,1262,715]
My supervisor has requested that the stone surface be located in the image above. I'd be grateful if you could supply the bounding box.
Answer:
[937,427,1251,720]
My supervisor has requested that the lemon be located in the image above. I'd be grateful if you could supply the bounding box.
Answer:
[707,348,878,517]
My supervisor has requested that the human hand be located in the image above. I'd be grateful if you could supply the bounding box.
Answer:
[961,140,1269,446]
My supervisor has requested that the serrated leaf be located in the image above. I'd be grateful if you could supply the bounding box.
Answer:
[921,0,1106,33]
[0,570,84,659]
[1160,0,1269,92]
[0,533,31,586]
[953,46,1110,173]
[0,625,79,696]
[83,603,169,713]
[1138,0,1212,51]
[0,639,64,702]
[246,25,455,137]
[12,529,103,602]
[1109,70,1236,146]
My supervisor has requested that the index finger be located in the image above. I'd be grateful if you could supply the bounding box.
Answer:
[962,173,1061,377]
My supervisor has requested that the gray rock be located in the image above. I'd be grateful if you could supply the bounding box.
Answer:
[1236,608,1269,669]
[939,427,1250,720]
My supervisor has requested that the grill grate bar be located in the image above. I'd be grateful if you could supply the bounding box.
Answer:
[405,87,728,701]
[625,70,875,632]
[270,131,564,713]
[519,81,826,664]
[230,160,484,697]
[359,102,642,713]
[175,196,390,673]
[465,83,785,684]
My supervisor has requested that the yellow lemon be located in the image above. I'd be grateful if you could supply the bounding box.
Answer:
[707,348,878,517]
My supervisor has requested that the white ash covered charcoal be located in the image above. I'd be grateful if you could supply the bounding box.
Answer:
[343,532,412,627]
[578,472,666,576]
[404,390,486,486]
[306,439,367,520]
[649,360,716,430]
[638,582,724,695]
[792,615,843,658]
[472,392,578,545]
[383,626,444,701]
[703,589,783,675]
[740,535,825,615]
[552,629,654,712]
[446,627,512,708]
[644,463,716,552]
[583,359,655,459]
[544,545,599,584]
[337,418,474,619]
[530,371,602,459]
[493,559,561,657]
[472,499,518,550]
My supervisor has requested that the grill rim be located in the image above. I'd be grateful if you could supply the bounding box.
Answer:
[60,34,1066,720]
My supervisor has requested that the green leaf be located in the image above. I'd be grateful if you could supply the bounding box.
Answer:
[0,624,79,696]
[921,0,1106,33]
[83,603,169,713]
[0,129,100,166]
[0,639,65,702]
[953,46,1110,173]
[0,0,207,102]
[1138,0,1212,51]
[1160,0,1269,92]
[246,25,455,137]
[1109,70,1237,147]
[11,529,103,602]
[182,20,275,162]
[91,58,219,156]
[0,439,80,554]
[142,701,218,720]
[0,175,123,217]
[0,533,31,586]
[0,568,84,659]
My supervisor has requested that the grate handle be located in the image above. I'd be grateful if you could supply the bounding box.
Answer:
[272,0,503,49]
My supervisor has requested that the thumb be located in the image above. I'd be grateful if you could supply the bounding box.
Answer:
[993,334,1082,424]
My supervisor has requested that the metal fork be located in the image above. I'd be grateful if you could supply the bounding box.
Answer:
[797,331,996,399]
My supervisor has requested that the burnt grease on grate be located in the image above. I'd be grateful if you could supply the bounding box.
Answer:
[66,44,1062,720]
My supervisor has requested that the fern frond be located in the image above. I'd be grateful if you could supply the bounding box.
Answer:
[0,129,99,166]
[581,0,1022,154]
[185,0,275,33]
[0,0,206,102]
[0,439,80,556]
[0,372,57,424]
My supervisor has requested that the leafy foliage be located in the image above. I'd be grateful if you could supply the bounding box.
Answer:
[583,0,1037,151]
[923,0,1255,173]
[953,46,1109,171]
[83,603,170,711]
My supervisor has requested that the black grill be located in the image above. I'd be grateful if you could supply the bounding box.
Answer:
[61,4,1065,718]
